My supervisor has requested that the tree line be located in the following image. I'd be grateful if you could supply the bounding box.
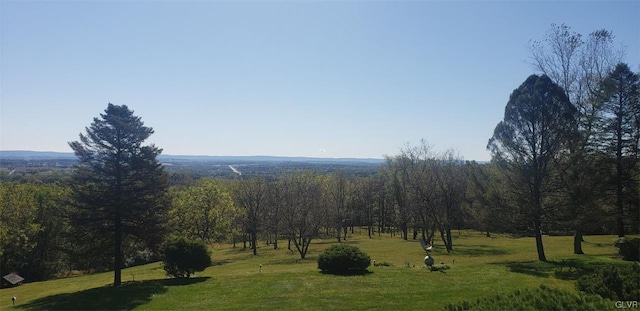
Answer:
[0,149,473,283]
[0,23,638,286]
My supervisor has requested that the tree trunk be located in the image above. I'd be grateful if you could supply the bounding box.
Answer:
[439,228,452,253]
[114,213,122,286]
[401,223,408,240]
[273,232,278,250]
[243,234,247,249]
[533,170,547,261]
[534,218,547,261]
[573,229,584,254]
[251,232,257,256]
[616,101,625,237]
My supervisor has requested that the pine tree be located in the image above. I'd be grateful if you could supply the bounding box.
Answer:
[597,63,640,237]
[69,103,169,286]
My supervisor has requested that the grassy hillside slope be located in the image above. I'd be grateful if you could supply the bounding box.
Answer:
[0,231,630,310]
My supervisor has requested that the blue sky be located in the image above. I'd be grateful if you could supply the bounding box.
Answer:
[1,1,638,160]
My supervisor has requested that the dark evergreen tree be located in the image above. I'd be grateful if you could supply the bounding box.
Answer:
[597,63,640,237]
[488,75,578,261]
[68,103,169,286]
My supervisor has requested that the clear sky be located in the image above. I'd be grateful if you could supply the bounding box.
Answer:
[1,1,638,160]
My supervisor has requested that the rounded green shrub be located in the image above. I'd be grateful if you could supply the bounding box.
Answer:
[614,237,640,261]
[162,238,212,278]
[317,244,371,275]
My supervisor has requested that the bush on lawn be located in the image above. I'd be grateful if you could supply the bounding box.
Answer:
[317,244,370,275]
[576,262,640,301]
[163,238,212,278]
[444,285,612,311]
[614,237,640,261]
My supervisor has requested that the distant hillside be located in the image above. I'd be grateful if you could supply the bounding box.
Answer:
[0,150,77,159]
[160,154,385,165]
[0,150,385,165]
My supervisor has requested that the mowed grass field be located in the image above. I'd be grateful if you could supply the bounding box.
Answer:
[1,230,632,310]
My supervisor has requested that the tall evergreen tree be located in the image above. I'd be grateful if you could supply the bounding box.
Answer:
[597,63,640,237]
[69,103,169,286]
[488,75,578,261]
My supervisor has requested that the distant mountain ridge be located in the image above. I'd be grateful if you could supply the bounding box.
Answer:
[0,150,385,164]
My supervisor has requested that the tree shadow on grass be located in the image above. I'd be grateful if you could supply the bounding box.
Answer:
[18,277,209,311]
[453,244,511,256]
[319,270,373,276]
[266,257,303,265]
[492,259,615,280]
[495,261,553,278]
[211,259,232,267]
[583,240,609,247]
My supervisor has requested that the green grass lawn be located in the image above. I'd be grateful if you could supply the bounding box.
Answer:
[0,230,632,310]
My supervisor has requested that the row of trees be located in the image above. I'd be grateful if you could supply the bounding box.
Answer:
[0,148,470,282]
[229,150,468,259]
[486,24,639,261]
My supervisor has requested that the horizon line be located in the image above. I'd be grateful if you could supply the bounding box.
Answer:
[0,149,387,161]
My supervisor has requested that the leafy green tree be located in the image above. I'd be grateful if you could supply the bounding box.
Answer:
[0,182,41,278]
[357,174,385,239]
[488,75,578,261]
[383,154,413,240]
[596,63,640,237]
[325,171,350,242]
[394,141,465,252]
[68,103,169,286]
[432,150,466,252]
[279,170,323,259]
[170,179,239,244]
[265,180,283,250]
[162,238,211,278]
[27,183,71,280]
[0,182,71,280]
[397,141,439,246]
[231,177,269,255]
[465,161,515,237]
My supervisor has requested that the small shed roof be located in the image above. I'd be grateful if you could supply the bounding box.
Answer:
[3,272,24,285]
